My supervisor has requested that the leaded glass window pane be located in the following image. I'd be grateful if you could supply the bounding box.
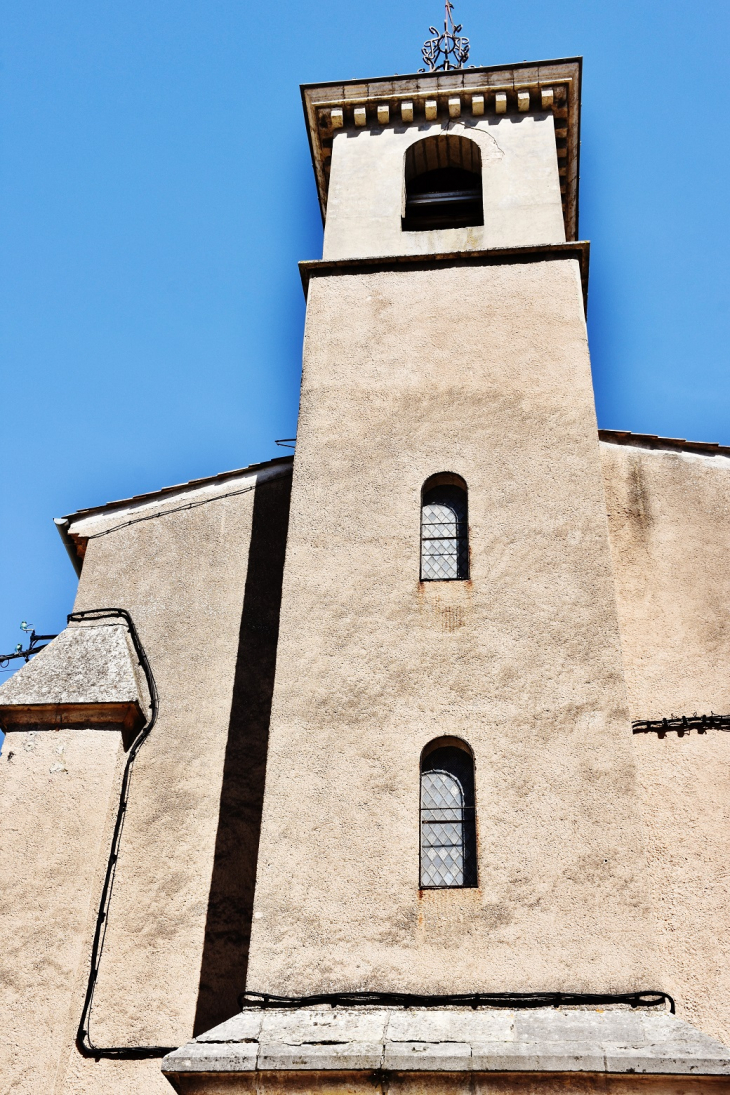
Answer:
[420,770,465,886]
[420,485,468,581]
[420,744,477,888]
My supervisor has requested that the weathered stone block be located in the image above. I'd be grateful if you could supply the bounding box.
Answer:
[513,1009,645,1044]
[386,1008,513,1044]
[472,1041,606,1072]
[384,1041,472,1071]
[163,1041,257,1072]
[258,1042,383,1070]
[260,1008,387,1045]
[605,1045,730,1075]
[196,1011,263,1042]
[0,623,143,710]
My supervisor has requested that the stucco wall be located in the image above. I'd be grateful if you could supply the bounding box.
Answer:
[601,441,730,1043]
[0,463,292,1094]
[246,258,657,998]
[600,442,730,720]
[65,481,266,1056]
[323,114,565,261]
[0,727,122,1094]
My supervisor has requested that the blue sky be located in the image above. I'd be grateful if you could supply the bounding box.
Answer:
[1,0,728,660]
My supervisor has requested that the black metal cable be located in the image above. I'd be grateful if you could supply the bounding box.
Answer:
[0,629,57,668]
[633,713,730,735]
[71,471,291,1057]
[239,990,675,1013]
[65,589,688,1057]
[71,607,176,1060]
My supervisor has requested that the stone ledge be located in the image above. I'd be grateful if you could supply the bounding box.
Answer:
[299,242,591,311]
[258,1042,384,1071]
[162,1007,730,1078]
[164,1042,257,1073]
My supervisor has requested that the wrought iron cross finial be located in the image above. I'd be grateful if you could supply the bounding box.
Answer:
[421,1,470,72]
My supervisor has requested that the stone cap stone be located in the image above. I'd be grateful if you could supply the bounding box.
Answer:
[162,1006,730,1077]
[0,622,146,732]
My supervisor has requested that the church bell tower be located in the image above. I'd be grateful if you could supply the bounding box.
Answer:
[243,50,660,995]
[161,10,730,1091]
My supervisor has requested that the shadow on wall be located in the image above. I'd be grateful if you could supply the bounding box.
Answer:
[193,471,292,1035]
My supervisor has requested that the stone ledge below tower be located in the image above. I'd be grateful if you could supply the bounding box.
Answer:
[162,1006,730,1088]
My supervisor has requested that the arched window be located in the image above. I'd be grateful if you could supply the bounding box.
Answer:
[403,134,483,232]
[421,473,468,581]
[420,739,477,888]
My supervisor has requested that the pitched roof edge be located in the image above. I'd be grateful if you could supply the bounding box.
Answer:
[54,454,294,576]
[599,429,730,460]
[58,455,294,526]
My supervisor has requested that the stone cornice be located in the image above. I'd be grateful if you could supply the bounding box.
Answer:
[0,701,144,733]
[162,1005,730,1082]
[301,58,582,242]
[299,241,590,310]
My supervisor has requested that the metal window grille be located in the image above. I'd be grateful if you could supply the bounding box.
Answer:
[420,745,477,888]
[421,486,468,580]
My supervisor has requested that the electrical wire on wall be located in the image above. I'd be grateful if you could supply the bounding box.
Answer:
[633,713,730,735]
[69,468,293,1058]
[71,606,177,1060]
[71,607,680,1058]
[239,990,676,1013]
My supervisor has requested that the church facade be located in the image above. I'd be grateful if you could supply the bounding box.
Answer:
[1,55,730,1095]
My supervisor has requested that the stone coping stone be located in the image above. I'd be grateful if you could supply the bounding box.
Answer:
[0,623,143,708]
[162,1007,730,1077]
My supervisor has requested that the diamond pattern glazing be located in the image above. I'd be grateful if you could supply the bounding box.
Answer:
[420,770,465,887]
[420,486,468,580]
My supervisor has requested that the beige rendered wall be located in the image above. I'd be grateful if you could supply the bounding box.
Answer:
[0,463,291,1095]
[601,441,730,1043]
[323,113,565,261]
[246,258,657,998]
[600,441,730,720]
[0,727,122,1095]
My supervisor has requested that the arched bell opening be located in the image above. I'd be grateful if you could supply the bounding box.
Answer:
[403,134,483,232]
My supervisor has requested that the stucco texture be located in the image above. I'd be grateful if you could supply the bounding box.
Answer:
[601,442,730,1045]
[246,259,657,999]
[323,114,565,262]
[59,468,291,1088]
[0,728,123,1094]
[600,443,730,721]
[0,465,292,1094]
